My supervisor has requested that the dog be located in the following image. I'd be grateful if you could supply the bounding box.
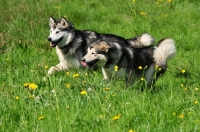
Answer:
[81,37,176,87]
[47,16,154,75]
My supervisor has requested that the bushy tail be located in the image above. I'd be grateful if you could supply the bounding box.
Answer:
[127,33,154,48]
[153,38,176,66]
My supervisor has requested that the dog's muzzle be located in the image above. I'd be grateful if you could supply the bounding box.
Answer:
[81,58,98,68]
[47,37,63,47]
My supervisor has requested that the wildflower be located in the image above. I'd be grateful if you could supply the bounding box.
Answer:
[6,58,9,61]
[195,88,199,91]
[158,68,162,71]
[129,129,135,132]
[184,87,188,91]
[104,87,110,90]
[138,66,143,70]
[140,12,147,15]
[85,72,88,76]
[38,116,45,120]
[172,112,176,116]
[114,66,118,72]
[80,90,87,95]
[167,0,172,2]
[44,65,48,69]
[181,84,184,87]
[64,15,67,18]
[87,87,93,92]
[112,114,122,121]
[178,113,184,119]
[140,78,145,81]
[99,114,103,118]
[65,83,70,88]
[29,83,38,90]
[66,72,69,75]
[15,96,19,100]
[73,73,79,78]
[181,69,185,73]
[132,0,135,2]
[24,83,30,88]
[194,101,198,105]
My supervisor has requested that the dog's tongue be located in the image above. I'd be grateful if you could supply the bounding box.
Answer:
[50,43,56,47]
[81,61,88,67]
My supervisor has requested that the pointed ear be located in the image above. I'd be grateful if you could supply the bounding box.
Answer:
[99,42,111,52]
[49,16,56,25]
[60,17,70,28]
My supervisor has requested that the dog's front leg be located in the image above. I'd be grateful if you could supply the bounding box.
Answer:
[48,63,68,75]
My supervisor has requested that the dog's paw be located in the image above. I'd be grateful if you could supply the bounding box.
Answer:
[48,66,59,75]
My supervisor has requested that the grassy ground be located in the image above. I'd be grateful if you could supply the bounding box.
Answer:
[1,0,200,131]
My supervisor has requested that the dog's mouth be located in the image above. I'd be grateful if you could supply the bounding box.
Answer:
[49,37,63,47]
[81,59,98,68]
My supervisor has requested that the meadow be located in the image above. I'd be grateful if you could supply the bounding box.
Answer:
[1,0,200,131]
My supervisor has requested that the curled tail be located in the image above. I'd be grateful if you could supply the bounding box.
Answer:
[153,38,176,67]
[127,33,154,48]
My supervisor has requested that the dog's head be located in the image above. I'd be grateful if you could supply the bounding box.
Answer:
[81,41,111,68]
[47,17,74,48]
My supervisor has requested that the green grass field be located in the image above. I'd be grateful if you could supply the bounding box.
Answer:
[1,0,200,131]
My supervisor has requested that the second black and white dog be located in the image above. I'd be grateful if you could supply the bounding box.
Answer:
[81,37,176,86]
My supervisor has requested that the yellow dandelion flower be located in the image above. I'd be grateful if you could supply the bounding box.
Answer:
[167,0,172,2]
[140,12,147,15]
[73,73,79,78]
[181,84,184,87]
[194,101,198,105]
[114,66,118,72]
[65,83,70,88]
[44,65,48,69]
[85,72,88,76]
[29,83,38,90]
[132,0,135,2]
[104,87,110,90]
[6,58,9,61]
[66,72,69,75]
[129,129,135,132]
[15,96,19,100]
[99,114,103,118]
[184,87,188,91]
[64,15,67,18]
[80,90,87,95]
[38,116,45,120]
[140,78,145,81]
[138,66,143,70]
[172,112,176,116]
[195,88,199,91]
[93,71,97,74]
[178,113,184,119]
[112,114,122,121]
[181,69,185,73]
[24,83,30,88]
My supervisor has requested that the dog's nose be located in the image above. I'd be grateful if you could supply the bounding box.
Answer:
[47,37,52,42]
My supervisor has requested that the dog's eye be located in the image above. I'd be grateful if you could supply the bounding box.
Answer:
[56,31,60,34]
[91,52,95,54]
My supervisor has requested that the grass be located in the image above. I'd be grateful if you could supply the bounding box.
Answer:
[1,0,200,131]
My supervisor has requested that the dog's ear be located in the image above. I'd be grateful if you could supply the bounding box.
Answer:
[49,16,56,25]
[99,42,111,52]
[60,17,74,28]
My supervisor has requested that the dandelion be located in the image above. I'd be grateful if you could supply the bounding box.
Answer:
[172,112,176,116]
[181,69,185,73]
[129,129,135,132]
[15,96,19,100]
[65,83,70,88]
[73,73,79,78]
[140,12,147,15]
[64,15,67,18]
[132,0,135,2]
[140,78,145,81]
[167,0,172,3]
[138,66,143,70]
[194,101,198,105]
[44,65,48,69]
[195,88,199,91]
[85,72,88,76]
[66,72,69,75]
[104,87,110,90]
[181,84,184,87]
[24,83,30,88]
[38,116,45,120]
[112,114,122,121]
[6,58,9,61]
[99,114,103,118]
[114,66,118,72]
[29,83,38,90]
[184,87,188,91]
[80,90,87,95]
[158,68,162,71]
[178,113,184,119]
